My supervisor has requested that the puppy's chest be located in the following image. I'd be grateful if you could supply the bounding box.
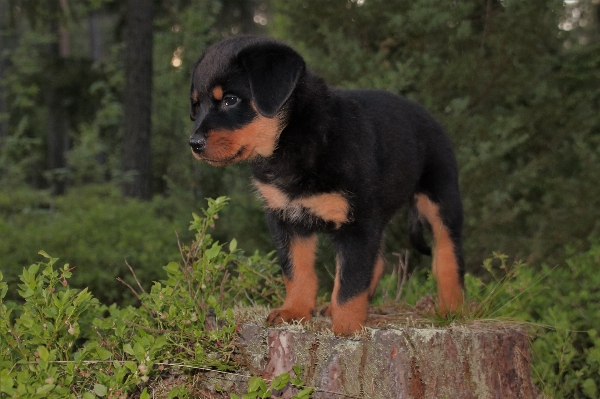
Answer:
[252,179,351,228]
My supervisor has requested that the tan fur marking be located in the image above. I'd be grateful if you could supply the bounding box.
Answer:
[253,181,289,210]
[327,256,367,335]
[267,235,318,324]
[321,252,383,320]
[415,194,463,313]
[192,90,199,103]
[248,111,282,157]
[201,102,281,165]
[212,85,223,101]
[368,255,385,299]
[332,292,369,335]
[253,181,349,227]
[295,194,349,227]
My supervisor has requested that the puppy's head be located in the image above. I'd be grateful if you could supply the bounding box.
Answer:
[189,36,305,166]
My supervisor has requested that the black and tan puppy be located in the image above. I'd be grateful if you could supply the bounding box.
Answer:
[189,36,465,335]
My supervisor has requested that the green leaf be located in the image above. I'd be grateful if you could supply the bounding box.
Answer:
[36,384,56,395]
[168,386,189,399]
[123,343,134,356]
[96,347,113,361]
[205,243,222,260]
[37,346,49,362]
[124,361,137,372]
[248,376,266,393]
[0,369,15,393]
[20,315,34,327]
[229,238,237,253]
[293,388,314,399]
[140,388,150,399]
[43,307,59,318]
[271,372,290,390]
[93,383,108,397]
[583,378,597,398]
[165,262,180,274]
[133,341,147,360]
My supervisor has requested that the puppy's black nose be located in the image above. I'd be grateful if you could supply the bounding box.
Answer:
[189,136,206,153]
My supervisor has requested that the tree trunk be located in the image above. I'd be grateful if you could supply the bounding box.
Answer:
[46,0,70,195]
[122,0,153,200]
[0,1,7,143]
[88,11,100,62]
[239,323,538,399]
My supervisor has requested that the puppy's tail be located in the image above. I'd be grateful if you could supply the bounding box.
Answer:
[408,202,432,256]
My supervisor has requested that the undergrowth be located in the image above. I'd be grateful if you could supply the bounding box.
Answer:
[1,197,599,398]
[0,197,288,398]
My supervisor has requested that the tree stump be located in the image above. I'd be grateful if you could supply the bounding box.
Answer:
[190,308,538,399]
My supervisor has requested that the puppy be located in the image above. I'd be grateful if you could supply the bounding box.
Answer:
[189,36,465,335]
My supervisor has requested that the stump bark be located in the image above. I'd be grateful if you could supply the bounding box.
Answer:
[192,315,538,399]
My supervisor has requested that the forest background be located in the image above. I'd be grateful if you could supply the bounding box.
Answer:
[1,0,600,397]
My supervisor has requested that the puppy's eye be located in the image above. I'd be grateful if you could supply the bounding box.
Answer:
[222,95,239,107]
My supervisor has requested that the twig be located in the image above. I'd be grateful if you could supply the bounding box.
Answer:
[393,250,410,302]
[175,230,187,267]
[219,269,230,304]
[125,259,146,295]
[116,277,153,316]
[243,289,257,307]
[382,257,397,303]
[116,277,141,301]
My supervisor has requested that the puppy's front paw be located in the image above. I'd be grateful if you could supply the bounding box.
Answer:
[329,292,369,335]
[331,317,364,336]
[267,308,313,324]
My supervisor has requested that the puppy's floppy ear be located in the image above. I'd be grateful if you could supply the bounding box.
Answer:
[239,42,305,117]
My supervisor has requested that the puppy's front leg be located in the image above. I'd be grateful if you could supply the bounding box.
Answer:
[266,213,318,324]
[329,225,385,335]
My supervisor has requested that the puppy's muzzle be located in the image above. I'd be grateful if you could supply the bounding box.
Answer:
[189,134,206,154]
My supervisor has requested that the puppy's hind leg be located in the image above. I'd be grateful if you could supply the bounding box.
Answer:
[414,192,465,314]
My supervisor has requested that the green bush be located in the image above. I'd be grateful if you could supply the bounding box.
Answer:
[0,197,282,398]
[0,184,191,304]
[526,243,600,398]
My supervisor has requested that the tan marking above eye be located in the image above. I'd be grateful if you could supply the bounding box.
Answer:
[212,85,223,101]
[253,181,350,227]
